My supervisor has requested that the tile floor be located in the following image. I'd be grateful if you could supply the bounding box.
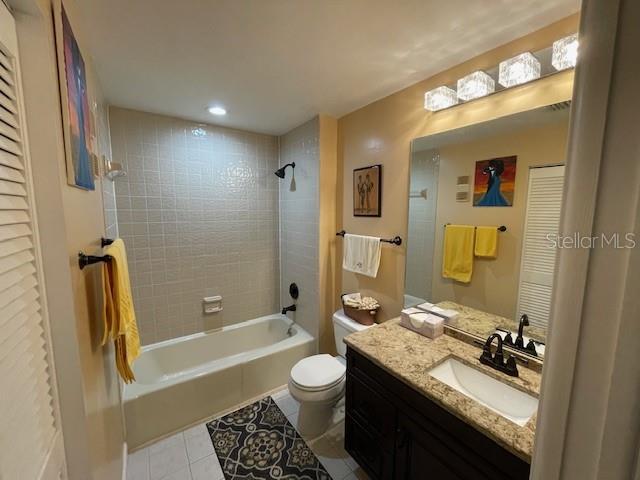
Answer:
[127,387,369,480]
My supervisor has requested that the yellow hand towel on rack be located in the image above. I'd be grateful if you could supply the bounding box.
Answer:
[442,225,475,283]
[102,239,140,383]
[474,226,499,258]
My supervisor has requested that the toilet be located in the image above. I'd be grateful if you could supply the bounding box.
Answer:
[288,309,372,437]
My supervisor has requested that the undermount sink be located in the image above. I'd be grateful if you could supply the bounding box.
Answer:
[428,357,538,426]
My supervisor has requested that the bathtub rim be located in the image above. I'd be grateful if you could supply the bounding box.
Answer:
[124,312,313,400]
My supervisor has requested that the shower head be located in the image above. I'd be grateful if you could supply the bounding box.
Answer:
[274,162,295,179]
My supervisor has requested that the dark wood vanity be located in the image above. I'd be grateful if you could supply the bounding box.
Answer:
[345,346,530,480]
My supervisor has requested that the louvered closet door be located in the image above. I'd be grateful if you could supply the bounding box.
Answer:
[516,165,565,330]
[0,3,66,479]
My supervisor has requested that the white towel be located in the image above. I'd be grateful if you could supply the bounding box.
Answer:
[342,234,382,278]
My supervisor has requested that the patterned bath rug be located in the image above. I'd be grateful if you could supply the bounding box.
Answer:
[206,396,331,480]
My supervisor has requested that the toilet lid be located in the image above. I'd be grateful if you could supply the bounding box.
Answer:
[290,354,346,391]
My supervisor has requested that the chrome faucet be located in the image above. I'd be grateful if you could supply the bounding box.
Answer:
[479,333,519,377]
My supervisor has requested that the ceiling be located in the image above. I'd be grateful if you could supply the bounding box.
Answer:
[77,0,579,135]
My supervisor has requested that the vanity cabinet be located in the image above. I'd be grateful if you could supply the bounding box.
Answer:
[345,347,530,480]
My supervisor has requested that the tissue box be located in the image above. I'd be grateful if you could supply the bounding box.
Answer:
[416,303,459,327]
[400,312,444,339]
[401,307,423,322]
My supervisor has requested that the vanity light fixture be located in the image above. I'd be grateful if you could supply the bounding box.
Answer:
[552,34,579,71]
[457,71,495,101]
[424,86,458,111]
[208,105,227,116]
[424,33,577,113]
[498,52,541,88]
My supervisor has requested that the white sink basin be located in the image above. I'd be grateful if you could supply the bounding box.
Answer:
[428,357,538,426]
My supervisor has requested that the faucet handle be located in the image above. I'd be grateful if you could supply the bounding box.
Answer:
[504,355,519,377]
[525,339,538,356]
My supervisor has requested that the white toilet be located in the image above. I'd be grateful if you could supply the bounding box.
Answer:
[288,309,372,437]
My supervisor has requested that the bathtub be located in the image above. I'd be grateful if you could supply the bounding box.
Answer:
[123,313,315,448]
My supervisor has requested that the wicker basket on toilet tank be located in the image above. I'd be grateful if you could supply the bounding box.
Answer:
[341,294,378,326]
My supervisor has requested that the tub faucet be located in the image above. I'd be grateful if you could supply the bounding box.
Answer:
[282,304,296,336]
[282,304,296,315]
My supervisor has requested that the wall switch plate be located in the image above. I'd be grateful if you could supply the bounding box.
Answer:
[456,177,470,202]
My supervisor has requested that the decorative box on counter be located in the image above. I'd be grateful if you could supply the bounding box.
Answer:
[416,302,460,328]
[400,308,444,339]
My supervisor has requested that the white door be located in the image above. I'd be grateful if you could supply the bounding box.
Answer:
[516,165,565,330]
[0,3,66,479]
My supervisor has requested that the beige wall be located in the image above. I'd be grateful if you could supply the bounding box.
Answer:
[337,15,578,322]
[431,121,569,319]
[13,0,124,478]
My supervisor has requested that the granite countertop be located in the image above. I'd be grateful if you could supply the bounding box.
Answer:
[344,319,541,462]
[437,301,547,344]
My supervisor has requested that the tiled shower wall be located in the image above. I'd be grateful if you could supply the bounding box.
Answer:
[109,107,280,344]
[405,149,439,302]
[279,117,320,343]
[96,97,119,240]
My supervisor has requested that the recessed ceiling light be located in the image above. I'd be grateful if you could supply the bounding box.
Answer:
[208,106,227,116]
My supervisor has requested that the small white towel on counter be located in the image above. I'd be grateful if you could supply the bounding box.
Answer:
[342,233,382,278]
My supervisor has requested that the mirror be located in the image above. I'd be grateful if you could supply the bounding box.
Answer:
[405,103,571,359]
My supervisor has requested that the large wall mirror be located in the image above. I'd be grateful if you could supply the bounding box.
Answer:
[405,102,571,359]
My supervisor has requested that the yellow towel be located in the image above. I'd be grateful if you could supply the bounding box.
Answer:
[442,225,475,283]
[474,226,499,258]
[102,239,140,383]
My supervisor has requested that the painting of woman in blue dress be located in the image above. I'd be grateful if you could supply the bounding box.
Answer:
[60,6,95,190]
[473,156,517,207]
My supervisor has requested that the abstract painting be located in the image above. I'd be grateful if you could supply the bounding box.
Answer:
[473,155,517,207]
[353,164,382,216]
[54,3,95,190]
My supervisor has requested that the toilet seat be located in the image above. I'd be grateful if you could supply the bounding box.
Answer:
[290,354,346,392]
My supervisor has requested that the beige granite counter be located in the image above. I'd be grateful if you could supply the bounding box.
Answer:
[437,301,547,344]
[344,319,541,462]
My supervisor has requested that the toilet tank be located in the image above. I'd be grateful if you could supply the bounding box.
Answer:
[333,309,372,357]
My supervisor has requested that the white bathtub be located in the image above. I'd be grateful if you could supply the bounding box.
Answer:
[124,314,315,448]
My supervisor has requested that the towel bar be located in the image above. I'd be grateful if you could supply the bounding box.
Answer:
[444,224,507,232]
[78,252,112,269]
[336,230,402,246]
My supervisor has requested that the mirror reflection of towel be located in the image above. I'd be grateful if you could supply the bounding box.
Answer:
[475,226,499,258]
[342,234,382,278]
[442,225,475,283]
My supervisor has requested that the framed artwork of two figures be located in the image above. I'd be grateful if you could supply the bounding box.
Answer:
[353,164,382,217]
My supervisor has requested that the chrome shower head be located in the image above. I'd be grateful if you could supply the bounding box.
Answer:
[274,162,295,179]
